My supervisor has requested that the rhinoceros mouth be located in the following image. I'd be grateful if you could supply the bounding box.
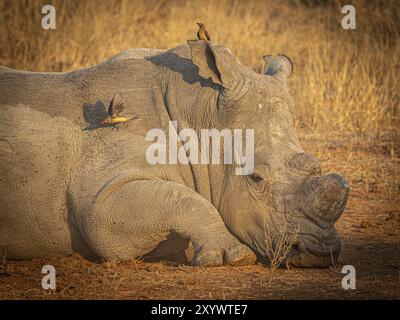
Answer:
[252,207,343,268]
[257,212,342,268]
[278,206,342,267]
[287,232,341,267]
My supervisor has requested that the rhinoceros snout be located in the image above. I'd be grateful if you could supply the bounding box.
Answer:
[302,173,349,225]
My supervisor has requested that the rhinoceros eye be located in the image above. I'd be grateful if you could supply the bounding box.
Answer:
[250,173,263,183]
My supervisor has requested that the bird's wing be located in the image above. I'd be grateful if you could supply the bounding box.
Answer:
[108,98,125,118]
[205,30,211,41]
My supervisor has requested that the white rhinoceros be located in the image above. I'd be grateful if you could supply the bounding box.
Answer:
[0,41,349,267]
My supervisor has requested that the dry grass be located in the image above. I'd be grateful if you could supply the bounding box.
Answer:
[261,215,299,287]
[263,215,299,271]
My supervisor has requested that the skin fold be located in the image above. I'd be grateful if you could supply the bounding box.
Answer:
[0,41,349,267]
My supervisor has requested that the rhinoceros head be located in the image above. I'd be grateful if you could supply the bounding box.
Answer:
[188,41,349,267]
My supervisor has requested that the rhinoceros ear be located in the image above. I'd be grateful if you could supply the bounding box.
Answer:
[187,40,237,89]
[263,54,293,82]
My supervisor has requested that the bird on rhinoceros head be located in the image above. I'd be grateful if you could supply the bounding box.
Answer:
[196,22,211,41]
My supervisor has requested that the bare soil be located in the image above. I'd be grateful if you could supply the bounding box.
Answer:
[0,131,399,300]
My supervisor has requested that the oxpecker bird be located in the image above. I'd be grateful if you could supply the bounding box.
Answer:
[100,92,138,126]
[196,22,211,41]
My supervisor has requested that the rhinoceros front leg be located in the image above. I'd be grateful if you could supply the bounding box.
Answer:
[82,180,256,266]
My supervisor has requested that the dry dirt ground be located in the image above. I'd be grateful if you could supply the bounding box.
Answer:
[0,131,399,300]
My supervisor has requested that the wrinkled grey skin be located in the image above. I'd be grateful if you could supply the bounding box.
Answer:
[0,41,349,267]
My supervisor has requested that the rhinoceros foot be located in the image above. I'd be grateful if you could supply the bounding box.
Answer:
[192,239,256,267]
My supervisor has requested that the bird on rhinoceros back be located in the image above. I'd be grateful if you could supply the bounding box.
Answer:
[100,91,139,126]
[196,22,211,41]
